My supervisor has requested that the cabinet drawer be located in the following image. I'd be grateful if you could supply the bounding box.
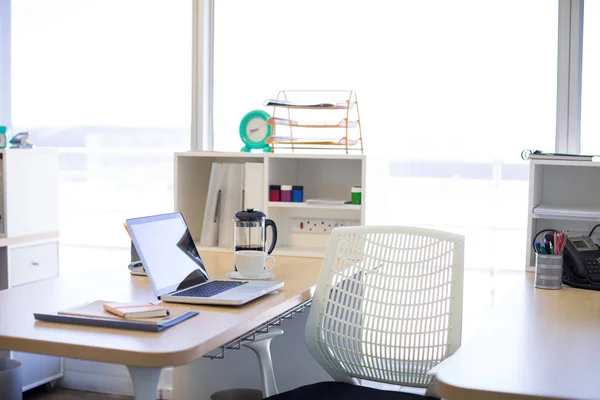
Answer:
[11,351,62,390]
[9,242,58,287]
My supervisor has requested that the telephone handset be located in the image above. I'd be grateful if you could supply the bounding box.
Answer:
[563,236,600,290]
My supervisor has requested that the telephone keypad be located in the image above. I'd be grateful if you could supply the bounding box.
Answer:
[583,256,600,274]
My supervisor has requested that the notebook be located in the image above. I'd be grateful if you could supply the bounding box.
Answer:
[103,301,168,319]
[34,300,198,332]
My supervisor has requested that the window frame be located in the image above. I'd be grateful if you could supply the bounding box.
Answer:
[192,0,214,151]
[0,0,11,126]
[1,0,588,153]
[556,0,584,153]
[197,0,585,154]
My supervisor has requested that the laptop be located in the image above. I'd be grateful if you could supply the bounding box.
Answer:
[126,212,284,306]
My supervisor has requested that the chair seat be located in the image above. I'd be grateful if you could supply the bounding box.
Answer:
[266,382,438,400]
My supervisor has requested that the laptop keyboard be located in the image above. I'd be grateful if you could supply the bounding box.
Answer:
[173,280,248,298]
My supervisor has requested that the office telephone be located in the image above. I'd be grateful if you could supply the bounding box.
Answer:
[562,236,600,290]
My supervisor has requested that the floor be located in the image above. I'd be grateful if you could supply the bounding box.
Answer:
[22,245,525,399]
[24,385,131,399]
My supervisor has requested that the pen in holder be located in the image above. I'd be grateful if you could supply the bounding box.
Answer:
[535,253,563,290]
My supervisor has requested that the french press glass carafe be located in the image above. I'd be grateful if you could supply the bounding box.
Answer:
[233,209,278,254]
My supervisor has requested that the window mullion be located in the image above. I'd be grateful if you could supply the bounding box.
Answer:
[0,0,11,126]
[556,0,584,154]
[192,0,215,151]
[567,0,584,154]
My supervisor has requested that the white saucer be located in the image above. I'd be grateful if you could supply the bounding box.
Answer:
[226,271,275,280]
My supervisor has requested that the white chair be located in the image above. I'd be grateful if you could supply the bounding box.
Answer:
[266,226,465,399]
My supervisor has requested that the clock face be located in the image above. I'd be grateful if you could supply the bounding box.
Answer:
[246,117,269,143]
[239,110,272,150]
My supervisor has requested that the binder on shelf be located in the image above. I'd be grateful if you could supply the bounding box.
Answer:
[218,163,245,249]
[200,163,224,247]
[244,163,264,211]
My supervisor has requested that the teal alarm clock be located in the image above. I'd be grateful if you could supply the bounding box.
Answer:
[239,110,273,152]
[0,126,7,149]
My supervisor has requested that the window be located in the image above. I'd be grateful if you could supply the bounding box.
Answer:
[214,0,559,273]
[11,0,192,253]
[581,1,600,153]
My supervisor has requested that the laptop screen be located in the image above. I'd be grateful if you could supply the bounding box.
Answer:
[126,212,209,297]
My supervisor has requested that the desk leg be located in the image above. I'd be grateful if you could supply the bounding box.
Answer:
[127,365,162,400]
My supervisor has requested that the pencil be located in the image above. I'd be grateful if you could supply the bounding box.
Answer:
[123,223,132,239]
[562,231,568,254]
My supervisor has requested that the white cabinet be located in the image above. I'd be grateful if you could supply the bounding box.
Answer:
[9,242,59,287]
[0,148,62,390]
[2,149,59,237]
[175,151,366,258]
[526,159,600,269]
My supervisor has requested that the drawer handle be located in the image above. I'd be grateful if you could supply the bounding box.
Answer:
[31,261,40,266]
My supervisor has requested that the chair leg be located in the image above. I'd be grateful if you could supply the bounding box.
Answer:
[242,328,284,398]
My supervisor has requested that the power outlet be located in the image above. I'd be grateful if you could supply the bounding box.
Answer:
[291,218,358,234]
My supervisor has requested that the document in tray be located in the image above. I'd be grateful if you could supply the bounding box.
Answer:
[263,99,335,108]
[34,300,198,332]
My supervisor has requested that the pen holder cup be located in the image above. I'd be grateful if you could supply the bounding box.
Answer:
[535,253,563,290]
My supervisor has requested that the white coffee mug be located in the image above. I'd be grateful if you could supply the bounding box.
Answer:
[235,250,275,278]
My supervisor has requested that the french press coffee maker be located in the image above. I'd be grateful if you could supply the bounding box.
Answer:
[233,209,278,254]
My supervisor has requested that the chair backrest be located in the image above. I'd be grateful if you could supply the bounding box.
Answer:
[305,226,464,388]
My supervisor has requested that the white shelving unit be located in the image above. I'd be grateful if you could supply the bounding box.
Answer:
[526,159,600,270]
[0,148,63,391]
[175,151,366,258]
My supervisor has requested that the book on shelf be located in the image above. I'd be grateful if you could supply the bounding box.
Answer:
[244,162,263,210]
[306,199,352,206]
[533,204,600,218]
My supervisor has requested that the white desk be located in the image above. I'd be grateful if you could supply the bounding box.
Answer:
[437,272,600,400]
[0,252,322,399]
